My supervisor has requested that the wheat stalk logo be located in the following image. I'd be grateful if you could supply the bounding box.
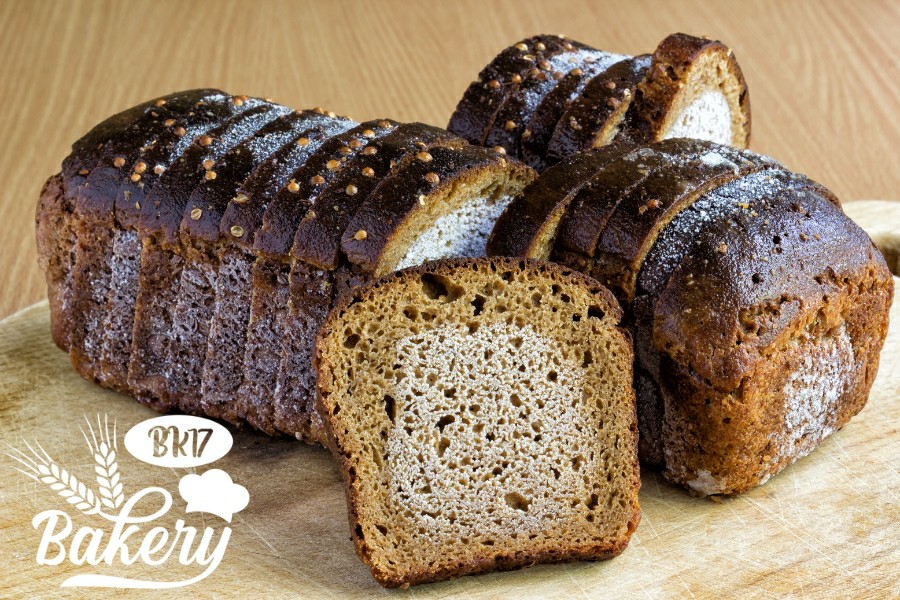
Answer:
[7,415,124,520]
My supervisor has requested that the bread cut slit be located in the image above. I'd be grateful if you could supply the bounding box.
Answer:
[315,257,639,588]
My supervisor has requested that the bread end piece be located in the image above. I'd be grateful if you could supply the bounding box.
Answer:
[316,257,639,587]
[632,33,751,148]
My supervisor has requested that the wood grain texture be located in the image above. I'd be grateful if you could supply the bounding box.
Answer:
[0,0,898,319]
[0,202,896,597]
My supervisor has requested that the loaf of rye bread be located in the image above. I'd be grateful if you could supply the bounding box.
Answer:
[36,91,536,441]
[315,257,639,587]
[487,138,893,495]
[449,33,750,170]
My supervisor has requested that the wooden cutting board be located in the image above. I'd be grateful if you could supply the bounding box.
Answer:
[0,201,897,599]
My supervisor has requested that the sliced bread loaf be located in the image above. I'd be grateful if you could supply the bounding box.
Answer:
[315,257,640,587]
[488,138,893,495]
[38,91,536,442]
[449,33,750,170]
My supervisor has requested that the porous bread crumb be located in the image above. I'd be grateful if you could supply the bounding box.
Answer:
[388,322,593,536]
[662,89,733,144]
[396,194,514,269]
[316,258,639,587]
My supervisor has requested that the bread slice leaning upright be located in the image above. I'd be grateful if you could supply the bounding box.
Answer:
[315,257,640,588]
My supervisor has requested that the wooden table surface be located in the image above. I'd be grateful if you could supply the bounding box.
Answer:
[0,0,897,319]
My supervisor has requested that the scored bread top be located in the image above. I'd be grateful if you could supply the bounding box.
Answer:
[74,90,226,222]
[520,55,628,170]
[486,144,633,260]
[114,93,262,229]
[591,144,780,301]
[482,44,617,157]
[252,119,400,258]
[62,89,219,196]
[554,138,751,258]
[447,35,581,147]
[140,102,292,244]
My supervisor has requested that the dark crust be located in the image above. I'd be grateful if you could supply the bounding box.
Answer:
[547,56,651,164]
[179,111,312,244]
[554,138,744,257]
[631,33,751,147]
[290,122,464,270]
[114,95,262,231]
[482,40,602,157]
[252,120,399,257]
[654,187,889,390]
[139,103,290,244]
[35,174,70,350]
[341,146,534,274]
[591,147,779,301]
[520,56,623,170]
[218,114,357,249]
[314,257,637,588]
[74,91,227,223]
[61,90,220,195]
[486,145,634,259]
[636,169,840,299]
[654,190,892,493]
[448,35,583,147]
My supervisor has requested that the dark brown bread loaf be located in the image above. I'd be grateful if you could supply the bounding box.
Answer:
[488,138,893,495]
[315,257,639,587]
[36,92,536,441]
[449,33,750,170]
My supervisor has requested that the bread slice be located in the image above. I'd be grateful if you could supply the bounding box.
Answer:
[270,124,467,439]
[200,112,355,424]
[164,111,317,415]
[315,257,640,587]
[545,55,651,164]
[486,144,634,260]
[519,56,627,170]
[236,119,400,434]
[127,102,291,407]
[37,91,205,351]
[67,90,231,388]
[631,33,750,147]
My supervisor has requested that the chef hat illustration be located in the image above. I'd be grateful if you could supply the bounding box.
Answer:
[178,469,249,522]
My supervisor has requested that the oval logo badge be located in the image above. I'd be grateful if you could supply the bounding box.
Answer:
[124,415,233,468]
